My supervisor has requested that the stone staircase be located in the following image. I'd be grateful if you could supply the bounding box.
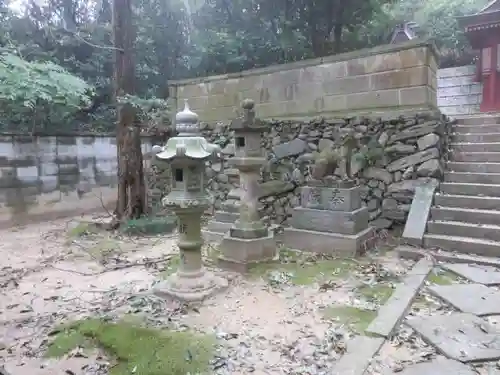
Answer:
[425,115,500,257]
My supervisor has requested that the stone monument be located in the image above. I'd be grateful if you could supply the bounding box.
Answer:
[152,100,227,302]
[218,99,276,272]
[283,138,375,256]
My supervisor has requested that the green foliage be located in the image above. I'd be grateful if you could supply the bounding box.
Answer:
[46,318,215,375]
[0,50,93,132]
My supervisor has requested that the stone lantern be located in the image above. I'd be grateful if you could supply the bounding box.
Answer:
[218,99,276,272]
[152,100,227,302]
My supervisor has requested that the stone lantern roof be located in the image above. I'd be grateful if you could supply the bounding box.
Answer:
[153,99,220,161]
[230,99,267,132]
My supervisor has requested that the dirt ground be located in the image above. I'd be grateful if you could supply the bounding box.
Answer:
[0,215,423,375]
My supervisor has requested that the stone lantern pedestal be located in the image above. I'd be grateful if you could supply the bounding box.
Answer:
[152,100,227,302]
[218,100,276,273]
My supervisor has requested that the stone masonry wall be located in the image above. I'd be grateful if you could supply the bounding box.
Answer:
[438,65,482,116]
[0,134,153,226]
[170,39,439,123]
[199,110,451,230]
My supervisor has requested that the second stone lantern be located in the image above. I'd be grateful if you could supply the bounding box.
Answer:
[218,99,276,272]
[152,99,227,302]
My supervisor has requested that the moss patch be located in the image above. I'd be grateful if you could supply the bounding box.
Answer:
[46,319,214,375]
[120,216,177,236]
[67,222,100,238]
[356,284,394,304]
[249,249,356,285]
[427,268,460,285]
[322,306,377,334]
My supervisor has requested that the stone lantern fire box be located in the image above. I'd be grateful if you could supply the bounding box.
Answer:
[218,99,276,273]
[152,100,227,302]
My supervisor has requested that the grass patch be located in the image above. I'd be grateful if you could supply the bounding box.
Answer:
[427,268,460,285]
[46,318,214,375]
[67,222,100,238]
[322,306,377,334]
[249,248,356,286]
[120,216,177,236]
[87,238,121,261]
[356,284,394,304]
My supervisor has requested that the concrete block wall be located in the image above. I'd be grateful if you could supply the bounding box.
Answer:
[0,134,153,227]
[170,39,439,123]
[437,65,482,116]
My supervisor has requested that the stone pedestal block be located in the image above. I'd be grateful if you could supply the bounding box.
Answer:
[202,188,241,242]
[284,180,375,256]
[218,230,276,273]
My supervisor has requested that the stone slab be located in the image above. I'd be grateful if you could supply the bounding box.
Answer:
[397,246,500,268]
[394,357,477,375]
[289,206,369,235]
[442,263,500,286]
[365,258,433,338]
[214,210,239,223]
[402,178,439,246]
[218,230,276,273]
[428,283,500,316]
[283,226,374,256]
[300,185,361,211]
[271,138,307,159]
[201,229,225,243]
[331,336,385,375]
[406,312,500,362]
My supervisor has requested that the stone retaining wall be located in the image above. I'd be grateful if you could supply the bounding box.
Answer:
[438,65,482,116]
[0,134,154,226]
[169,39,438,123]
[192,110,451,229]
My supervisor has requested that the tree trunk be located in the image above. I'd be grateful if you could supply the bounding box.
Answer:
[112,0,146,221]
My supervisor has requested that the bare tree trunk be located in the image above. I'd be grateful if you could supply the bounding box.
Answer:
[112,0,146,221]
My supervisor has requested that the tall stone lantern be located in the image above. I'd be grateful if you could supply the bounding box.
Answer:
[152,100,227,302]
[218,99,276,272]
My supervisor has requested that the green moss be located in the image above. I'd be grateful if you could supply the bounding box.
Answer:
[322,306,377,334]
[67,222,100,238]
[356,284,394,304]
[46,318,214,375]
[427,268,460,285]
[249,249,356,286]
[120,216,177,236]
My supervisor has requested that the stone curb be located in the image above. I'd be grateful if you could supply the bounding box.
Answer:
[397,246,500,267]
[331,336,385,375]
[365,257,433,338]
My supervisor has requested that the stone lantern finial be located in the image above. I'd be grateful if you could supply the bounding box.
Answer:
[175,99,200,136]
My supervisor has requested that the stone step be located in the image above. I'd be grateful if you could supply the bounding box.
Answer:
[423,233,500,257]
[440,182,500,197]
[456,116,500,125]
[444,172,500,184]
[427,220,500,242]
[431,206,500,225]
[450,142,500,152]
[454,124,500,133]
[206,220,232,233]
[447,162,500,173]
[453,133,500,143]
[451,152,500,162]
[435,193,500,210]
[214,211,239,223]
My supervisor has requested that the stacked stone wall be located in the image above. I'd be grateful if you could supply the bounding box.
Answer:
[191,110,451,229]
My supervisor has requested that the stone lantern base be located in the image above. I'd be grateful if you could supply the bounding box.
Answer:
[154,267,228,303]
[218,230,276,273]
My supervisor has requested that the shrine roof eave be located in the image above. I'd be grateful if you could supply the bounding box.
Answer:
[457,10,500,31]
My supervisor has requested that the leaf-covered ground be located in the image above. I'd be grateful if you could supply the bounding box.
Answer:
[0,215,428,375]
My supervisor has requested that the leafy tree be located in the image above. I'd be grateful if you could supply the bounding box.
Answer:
[0,50,92,132]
